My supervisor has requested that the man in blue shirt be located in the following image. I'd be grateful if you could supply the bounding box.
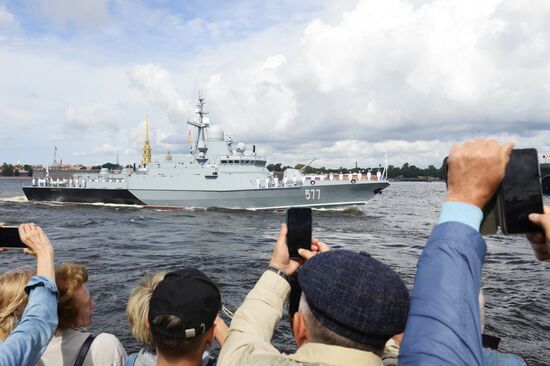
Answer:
[399,139,514,365]
[0,223,59,366]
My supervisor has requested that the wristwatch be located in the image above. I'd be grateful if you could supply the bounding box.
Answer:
[267,265,290,283]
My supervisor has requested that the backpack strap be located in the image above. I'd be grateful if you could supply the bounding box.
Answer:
[74,334,95,366]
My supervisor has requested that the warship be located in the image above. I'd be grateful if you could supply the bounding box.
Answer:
[23,97,389,209]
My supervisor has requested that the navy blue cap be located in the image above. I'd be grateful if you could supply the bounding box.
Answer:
[298,251,409,348]
[149,268,221,339]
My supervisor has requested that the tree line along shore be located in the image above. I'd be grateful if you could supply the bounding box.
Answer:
[3,161,550,181]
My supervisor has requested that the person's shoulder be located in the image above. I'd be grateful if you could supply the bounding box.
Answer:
[91,333,126,351]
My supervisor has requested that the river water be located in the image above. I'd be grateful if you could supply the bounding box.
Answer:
[0,179,549,365]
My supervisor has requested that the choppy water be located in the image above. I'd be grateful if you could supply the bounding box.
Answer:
[0,179,549,365]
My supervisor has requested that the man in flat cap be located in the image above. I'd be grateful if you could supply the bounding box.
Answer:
[148,268,227,366]
[218,225,409,366]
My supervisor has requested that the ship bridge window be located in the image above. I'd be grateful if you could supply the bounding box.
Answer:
[221,160,228,164]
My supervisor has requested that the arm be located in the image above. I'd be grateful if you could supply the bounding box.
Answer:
[399,220,486,365]
[217,270,290,366]
[218,224,304,365]
[0,277,58,366]
[400,139,512,366]
[0,224,58,366]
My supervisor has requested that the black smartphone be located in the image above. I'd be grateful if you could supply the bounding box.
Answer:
[0,227,26,248]
[286,207,312,258]
[500,149,543,234]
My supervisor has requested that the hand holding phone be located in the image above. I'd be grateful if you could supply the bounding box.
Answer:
[286,207,312,259]
[444,147,544,235]
[269,224,301,277]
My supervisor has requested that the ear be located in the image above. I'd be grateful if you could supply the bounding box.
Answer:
[292,312,309,348]
[145,316,150,330]
[206,323,216,347]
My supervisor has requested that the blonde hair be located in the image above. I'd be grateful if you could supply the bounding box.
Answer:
[0,269,34,341]
[127,272,166,348]
[55,263,88,330]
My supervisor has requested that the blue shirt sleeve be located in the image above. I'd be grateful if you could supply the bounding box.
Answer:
[0,276,58,366]
[399,222,486,366]
[438,201,483,231]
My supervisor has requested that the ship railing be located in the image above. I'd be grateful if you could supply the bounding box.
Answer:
[32,177,126,188]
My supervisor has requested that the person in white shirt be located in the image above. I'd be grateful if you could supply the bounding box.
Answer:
[38,263,126,366]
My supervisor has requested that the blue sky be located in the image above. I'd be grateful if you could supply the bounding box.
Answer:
[1,0,550,168]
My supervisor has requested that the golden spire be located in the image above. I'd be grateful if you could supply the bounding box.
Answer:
[141,112,152,164]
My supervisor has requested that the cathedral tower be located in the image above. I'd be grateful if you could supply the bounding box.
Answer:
[141,112,152,164]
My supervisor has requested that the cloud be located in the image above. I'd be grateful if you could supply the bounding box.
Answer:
[25,0,110,29]
[62,104,120,134]
[0,4,19,29]
[128,64,193,122]
[2,0,550,168]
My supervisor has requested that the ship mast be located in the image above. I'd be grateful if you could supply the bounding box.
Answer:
[187,93,209,164]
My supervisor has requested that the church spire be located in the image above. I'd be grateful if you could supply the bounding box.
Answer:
[141,112,152,164]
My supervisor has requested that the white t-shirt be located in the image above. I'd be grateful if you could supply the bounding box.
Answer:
[38,328,126,366]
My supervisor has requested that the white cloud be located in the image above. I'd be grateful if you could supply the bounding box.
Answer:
[2,0,550,168]
[128,64,192,121]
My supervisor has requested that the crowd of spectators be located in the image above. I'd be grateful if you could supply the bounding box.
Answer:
[1,139,549,366]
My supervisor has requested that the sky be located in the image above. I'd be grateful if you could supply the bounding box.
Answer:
[1,0,550,169]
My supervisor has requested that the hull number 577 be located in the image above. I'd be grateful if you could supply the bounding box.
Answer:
[305,189,321,200]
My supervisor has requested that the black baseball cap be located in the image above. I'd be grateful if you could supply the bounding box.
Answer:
[148,268,221,338]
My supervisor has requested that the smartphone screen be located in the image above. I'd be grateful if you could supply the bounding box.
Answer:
[286,207,312,258]
[0,227,26,248]
[501,149,544,234]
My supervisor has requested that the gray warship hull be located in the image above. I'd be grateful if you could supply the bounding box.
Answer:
[23,181,388,209]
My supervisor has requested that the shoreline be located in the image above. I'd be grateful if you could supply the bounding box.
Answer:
[0,176,32,180]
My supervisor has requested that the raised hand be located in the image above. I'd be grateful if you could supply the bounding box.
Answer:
[446,139,513,209]
[19,223,55,281]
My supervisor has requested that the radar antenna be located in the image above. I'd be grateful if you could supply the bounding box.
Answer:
[187,92,210,163]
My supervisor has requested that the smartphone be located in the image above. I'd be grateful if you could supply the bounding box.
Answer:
[286,207,312,258]
[500,149,543,234]
[0,227,26,248]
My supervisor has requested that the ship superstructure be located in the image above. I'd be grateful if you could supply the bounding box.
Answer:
[23,97,389,209]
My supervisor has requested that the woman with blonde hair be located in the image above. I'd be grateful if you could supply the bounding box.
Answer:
[125,272,166,366]
[38,263,126,366]
[0,268,34,341]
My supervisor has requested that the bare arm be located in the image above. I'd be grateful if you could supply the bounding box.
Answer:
[19,223,55,281]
